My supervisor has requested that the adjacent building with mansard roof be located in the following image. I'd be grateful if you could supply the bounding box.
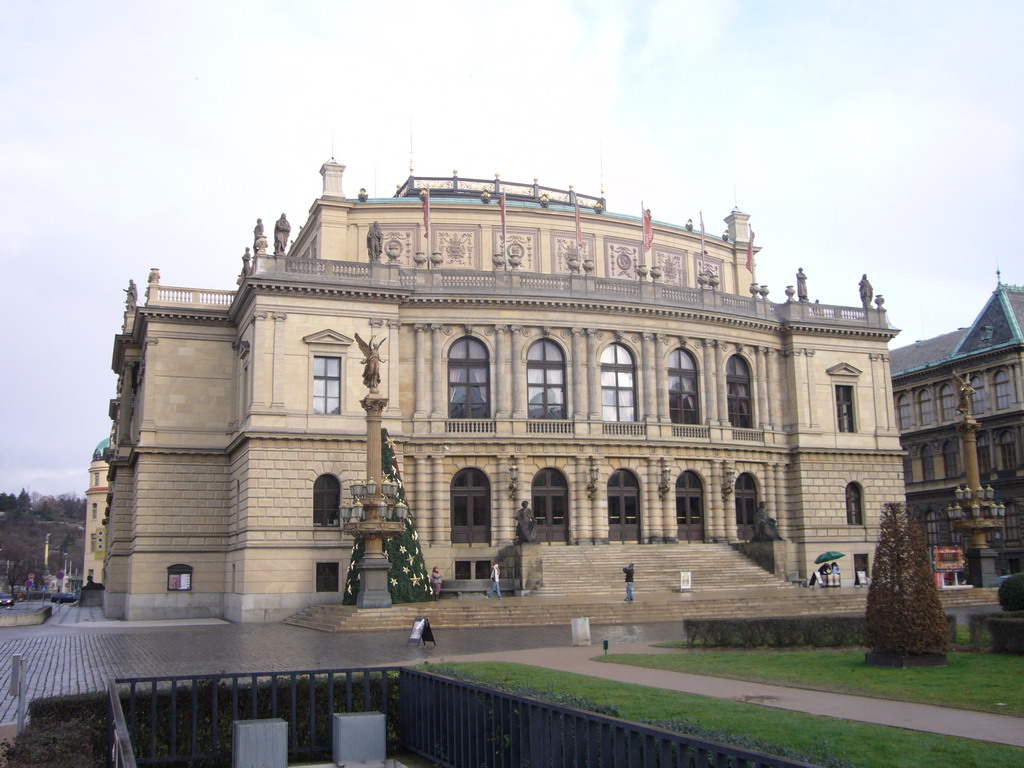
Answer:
[104,161,903,622]
[891,283,1024,576]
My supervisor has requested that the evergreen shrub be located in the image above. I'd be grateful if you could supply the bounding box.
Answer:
[997,573,1024,611]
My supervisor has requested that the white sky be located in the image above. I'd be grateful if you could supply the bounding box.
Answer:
[1,0,1021,496]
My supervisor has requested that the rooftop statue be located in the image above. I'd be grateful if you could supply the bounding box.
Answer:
[367,221,383,262]
[796,268,808,302]
[274,214,290,256]
[859,274,873,309]
[123,279,138,312]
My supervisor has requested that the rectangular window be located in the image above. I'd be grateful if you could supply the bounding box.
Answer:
[92,503,97,520]
[836,385,855,433]
[313,356,341,414]
[315,562,339,592]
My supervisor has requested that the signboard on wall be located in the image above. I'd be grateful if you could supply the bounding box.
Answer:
[932,546,965,573]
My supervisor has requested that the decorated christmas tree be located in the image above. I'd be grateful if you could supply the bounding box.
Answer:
[343,429,433,605]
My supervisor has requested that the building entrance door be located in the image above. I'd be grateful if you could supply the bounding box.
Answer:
[607,469,641,543]
[531,468,569,543]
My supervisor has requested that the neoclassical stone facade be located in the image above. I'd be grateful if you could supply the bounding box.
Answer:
[104,163,903,622]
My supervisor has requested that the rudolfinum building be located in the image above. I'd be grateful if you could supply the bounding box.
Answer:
[103,161,904,622]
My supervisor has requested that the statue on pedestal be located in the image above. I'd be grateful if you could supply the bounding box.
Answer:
[796,268,808,302]
[123,279,138,312]
[516,501,537,544]
[367,221,383,262]
[354,333,386,392]
[752,502,782,541]
[858,274,873,309]
[273,213,290,256]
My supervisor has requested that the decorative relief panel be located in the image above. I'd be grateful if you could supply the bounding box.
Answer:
[435,227,480,268]
[652,246,686,286]
[694,253,725,285]
[551,232,595,272]
[380,225,417,266]
[490,228,539,271]
[605,237,642,280]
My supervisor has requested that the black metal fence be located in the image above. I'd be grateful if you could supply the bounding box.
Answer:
[107,666,400,767]
[108,665,820,768]
[399,668,820,768]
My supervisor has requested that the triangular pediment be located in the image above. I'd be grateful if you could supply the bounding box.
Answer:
[826,362,862,377]
[302,329,354,346]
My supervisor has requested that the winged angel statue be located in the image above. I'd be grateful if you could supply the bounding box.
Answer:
[354,333,386,391]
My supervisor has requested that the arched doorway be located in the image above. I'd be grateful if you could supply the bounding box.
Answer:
[531,468,569,543]
[675,471,704,542]
[607,469,641,543]
[734,473,757,540]
[450,468,491,543]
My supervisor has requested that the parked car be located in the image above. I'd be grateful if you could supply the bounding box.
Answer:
[50,591,79,603]
[0,593,14,608]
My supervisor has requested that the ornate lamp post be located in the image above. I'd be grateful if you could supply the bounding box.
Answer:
[343,334,407,609]
[944,374,1007,587]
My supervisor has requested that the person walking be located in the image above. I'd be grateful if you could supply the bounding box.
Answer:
[623,563,635,602]
[486,561,502,599]
[429,567,443,600]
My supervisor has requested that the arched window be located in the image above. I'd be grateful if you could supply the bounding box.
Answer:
[939,384,955,422]
[527,340,566,420]
[977,432,991,475]
[448,337,490,418]
[917,390,933,426]
[531,468,569,543]
[668,349,699,424]
[734,473,757,539]
[942,440,959,480]
[726,356,752,428]
[994,370,1012,410]
[896,394,912,430]
[845,483,864,526]
[607,469,641,543]
[450,468,491,543]
[970,376,986,415]
[601,344,637,422]
[675,471,704,542]
[920,445,935,482]
[313,474,340,527]
[998,430,1018,471]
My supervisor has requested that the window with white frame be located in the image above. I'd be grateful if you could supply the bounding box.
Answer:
[313,356,341,414]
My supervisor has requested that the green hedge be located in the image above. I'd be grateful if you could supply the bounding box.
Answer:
[989,617,1024,654]
[682,614,957,648]
[967,611,1024,646]
[998,574,1024,611]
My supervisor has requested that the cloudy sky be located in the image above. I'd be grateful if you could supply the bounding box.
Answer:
[2,0,1021,497]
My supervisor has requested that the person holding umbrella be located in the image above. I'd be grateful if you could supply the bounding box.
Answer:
[814,552,845,588]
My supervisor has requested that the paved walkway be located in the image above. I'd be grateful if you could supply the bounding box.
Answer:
[0,602,1017,751]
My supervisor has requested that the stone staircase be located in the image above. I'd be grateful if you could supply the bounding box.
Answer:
[529,542,790,596]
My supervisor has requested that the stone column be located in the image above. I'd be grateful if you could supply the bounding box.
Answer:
[716,342,729,425]
[771,462,786,540]
[767,348,782,428]
[413,325,427,418]
[661,460,677,542]
[510,326,526,419]
[571,455,592,544]
[271,313,287,408]
[758,347,771,429]
[494,325,508,418]
[708,462,724,540]
[586,329,600,420]
[431,454,447,542]
[756,347,769,428]
[591,459,608,544]
[496,457,513,545]
[429,324,444,418]
[251,312,271,409]
[721,460,738,540]
[571,328,585,420]
[413,455,430,542]
[700,339,717,426]
[644,457,661,543]
[642,333,655,422]
[654,334,667,422]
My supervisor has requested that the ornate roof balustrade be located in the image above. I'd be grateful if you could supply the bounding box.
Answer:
[144,256,891,332]
[394,173,606,211]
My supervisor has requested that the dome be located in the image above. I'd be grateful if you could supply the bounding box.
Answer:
[92,437,110,461]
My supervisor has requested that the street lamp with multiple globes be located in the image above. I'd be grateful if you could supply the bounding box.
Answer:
[944,373,1007,587]
[342,335,407,609]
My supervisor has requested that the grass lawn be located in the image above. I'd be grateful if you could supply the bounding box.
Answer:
[436,661,1024,768]
[598,650,1023,715]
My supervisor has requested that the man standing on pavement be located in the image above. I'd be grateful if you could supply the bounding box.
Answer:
[486,561,502,599]
[623,563,635,601]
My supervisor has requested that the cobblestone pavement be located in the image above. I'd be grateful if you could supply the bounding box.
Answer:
[0,604,679,724]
